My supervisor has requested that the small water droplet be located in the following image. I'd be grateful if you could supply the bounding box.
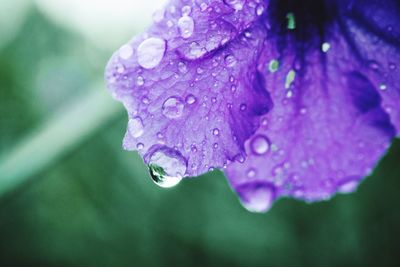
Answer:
[250,134,271,155]
[389,63,396,70]
[119,44,133,59]
[128,117,144,138]
[225,54,237,67]
[152,9,165,23]
[147,146,187,188]
[223,0,245,10]
[247,168,256,178]
[236,182,276,213]
[213,128,220,136]
[213,143,219,149]
[137,37,166,69]
[137,143,144,150]
[181,5,192,16]
[178,62,188,73]
[136,76,145,86]
[178,16,194,38]
[285,69,296,89]
[268,59,279,73]
[379,84,387,91]
[185,94,197,105]
[162,97,185,119]
[256,4,265,16]
[200,3,208,11]
[240,104,247,111]
[321,42,331,53]
[189,42,205,59]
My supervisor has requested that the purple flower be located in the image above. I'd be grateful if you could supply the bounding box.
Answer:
[105,0,399,212]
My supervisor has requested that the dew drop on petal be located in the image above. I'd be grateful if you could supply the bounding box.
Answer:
[236,182,276,213]
[213,128,220,136]
[224,54,237,67]
[137,37,166,69]
[181,5,192,16]
[128,117,144,138]
[178,16,194,38]
[338,177,360,193]
[250,134,271,155]
[147,146,187,188]
[119,44,133,60]
[136,76,145,86]
[185,94,197,105]
[162,97,185,119]
[224,0,245,10]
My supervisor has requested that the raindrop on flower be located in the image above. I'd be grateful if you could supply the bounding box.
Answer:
[147,146,187,188]
[213,128,220,136]
[223,0,245,10]
[119,44,133,60]
[162,96,185,119]
[185,94,197,105]
[178,16,194,38]
[128,117,144,138]
[136,76,145,86]
[224,54,237,67]
[250,134,271,155]
[137,37,166,69]
[236,182,276,213]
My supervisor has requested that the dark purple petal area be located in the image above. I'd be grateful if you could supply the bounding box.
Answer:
[105,0,271,177]
[225,0,399,212]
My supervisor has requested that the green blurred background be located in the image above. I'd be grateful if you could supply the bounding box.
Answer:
[0,1,399,266]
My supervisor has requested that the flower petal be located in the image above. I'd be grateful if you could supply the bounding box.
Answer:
[225,1,399,212]
[105,0,271,177]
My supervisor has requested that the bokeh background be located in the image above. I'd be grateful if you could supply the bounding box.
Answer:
[0,1,399,266]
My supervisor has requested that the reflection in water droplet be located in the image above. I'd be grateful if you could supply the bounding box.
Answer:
[178,16,194,38]
[338,177,360,193]
[137,37,166,69]
[223,0,245,10]
[128,117,144,138]
[225,55,237,67]
[236,182,276,213]
[250,134,270,155]
[147,146,187,188]
[162,97,185,119]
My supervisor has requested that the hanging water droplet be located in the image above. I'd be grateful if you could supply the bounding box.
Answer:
[236,182,276,213]
[137,37,166,69]
[338,177,360,193]
[185,94,197,105]
[250,134,271,155]
[224,54,237,67]
[147,146,187,188]
[128,117,144,138]
[224,0,245,10]
[119,44,133,60]
[162,97,185,119]
[178,16,194,38]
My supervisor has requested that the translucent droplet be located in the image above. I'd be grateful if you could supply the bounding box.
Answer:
[236,182,276,213]
[136,76,145,86]
[185,94,197,105]
[225,54,237,67]
[247,168,256,178]
[178,16,194,38]
[338,177,360,193]
[137,37,166,69]
[321,42,331,53]
[128,117,144,138]
[268,59,279,73]
[147,146,187,188]
[224,0,245,10]
[256,4,264,16]
[162,97,184,119]
[181,5,192,16]
[213,128,220,136]
[119,44,133,59]
[250,134,271,155]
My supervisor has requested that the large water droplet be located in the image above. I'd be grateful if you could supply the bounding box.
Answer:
[224,0,245,10]
[236,182,276,213]
[147,146,187,188]
[178,16,194,38]
[128,117,144,138]
[137,37,166,69]
[250,135,270,155]
[162,97,185,119]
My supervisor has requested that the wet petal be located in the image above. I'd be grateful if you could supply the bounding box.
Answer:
[105,0,271,177]
[225,0,399,211]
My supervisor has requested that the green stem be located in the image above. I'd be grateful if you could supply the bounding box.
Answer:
[0,83,123,197]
